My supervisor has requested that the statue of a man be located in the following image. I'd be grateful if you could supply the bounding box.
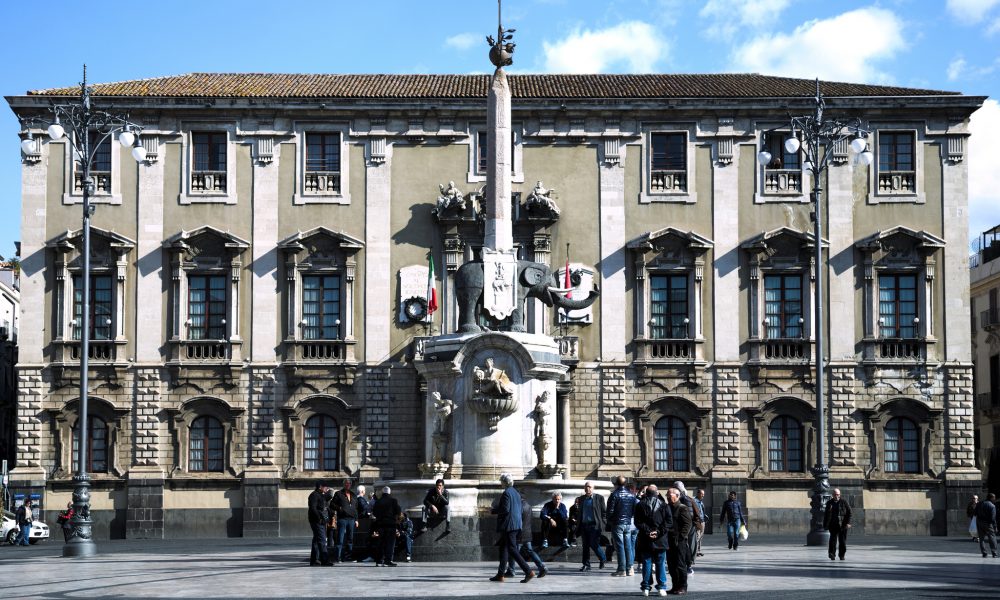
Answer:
[437,180,466,213]
[532,391,551,465]
[473,357,514,398]
[432,391,454,436]
[526,180,560,217]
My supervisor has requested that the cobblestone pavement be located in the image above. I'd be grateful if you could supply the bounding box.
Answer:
[1,535,996,599]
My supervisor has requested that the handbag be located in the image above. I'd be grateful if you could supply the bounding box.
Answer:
[969,517,977,537]
[738,524,749,541]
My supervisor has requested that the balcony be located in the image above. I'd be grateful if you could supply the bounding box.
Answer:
[977,392,1000,415]
[191,170,227,193]
[876,338,923,361]
[650,170,686,193]
[285,339,355,364]
[303,171,341,194]
[555,335,580,365]
[763,169,802,194]
[58,339,122,364]
[748,338,812,365]
[878,171,915,194]
[74,171,111,194]
[635,338,701,364]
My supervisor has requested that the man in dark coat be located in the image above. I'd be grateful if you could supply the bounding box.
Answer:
[574,481,608,572]
[823,488,853,561]
[421,478,451,533]
[371,486,403,566]
[634,484,673,595]
[539,491,570,548]
[665,487,692,595]
[975,492,998,558]
[489,472,535,583]
[307,481,332,566]
[331,478,359,562]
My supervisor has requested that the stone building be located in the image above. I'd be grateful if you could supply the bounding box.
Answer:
[970,226,1000,495]
[6,72,984,539]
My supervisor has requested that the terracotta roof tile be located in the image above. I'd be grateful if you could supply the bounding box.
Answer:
[26,73,959,99]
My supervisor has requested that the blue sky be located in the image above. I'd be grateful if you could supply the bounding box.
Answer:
[1,0,998,258]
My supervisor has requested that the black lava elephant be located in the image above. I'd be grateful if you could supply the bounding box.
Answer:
[454,260,599,333]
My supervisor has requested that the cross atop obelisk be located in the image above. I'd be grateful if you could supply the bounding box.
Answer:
[484,0,516,252]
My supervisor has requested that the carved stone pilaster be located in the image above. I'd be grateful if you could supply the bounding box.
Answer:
[254,137,274,165]
[141,135,159,164]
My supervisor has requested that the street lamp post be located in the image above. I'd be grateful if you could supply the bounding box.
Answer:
[19,66,145,557]
[757,80,873,547]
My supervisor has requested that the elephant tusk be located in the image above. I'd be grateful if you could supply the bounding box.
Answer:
[546,285,574,294]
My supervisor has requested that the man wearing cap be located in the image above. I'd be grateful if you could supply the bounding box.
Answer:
[308,481,333,566]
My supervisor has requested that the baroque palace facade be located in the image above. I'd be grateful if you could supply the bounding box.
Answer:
[7,73,984,539]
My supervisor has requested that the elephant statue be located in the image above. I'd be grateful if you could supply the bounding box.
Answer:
[454,260,600,333]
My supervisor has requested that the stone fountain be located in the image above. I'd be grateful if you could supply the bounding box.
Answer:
[380,5,603,560]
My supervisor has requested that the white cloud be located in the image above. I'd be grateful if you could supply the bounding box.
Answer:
[989,16,1000,33]
[731,8,906,83]
[699,0,792,40]
[947,57,968,81]
[946,0,1000,24]
[445,33,481,51]
[969,100,1000,236]
[541,21,668,73]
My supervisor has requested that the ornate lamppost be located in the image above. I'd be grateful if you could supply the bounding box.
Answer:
[19,66,145,557]
[757,80,873,546]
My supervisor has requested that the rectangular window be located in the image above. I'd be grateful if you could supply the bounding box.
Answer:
[649,132,687,193]
[761,132,800,170]
[304,133,341,194]
[88,131,112,173]
[991,354,999,407]
[302,275,341,340]
[72,275,113,341]
[877,131,916,194]
[764,275,802,338]
[879,275,917,338]
[188,275,226,340]
[191,132,227,193]
[650,274,689,338]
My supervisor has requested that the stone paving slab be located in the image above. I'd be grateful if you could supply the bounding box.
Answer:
[1,535,996,599]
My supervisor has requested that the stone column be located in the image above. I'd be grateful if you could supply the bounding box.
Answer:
[712,141,740,362]
[135,136,164,363]
[827,150,856,361]
[365,138,393,361]
[126,474,164,539]
[251,137,279,362]
[599,141,627,361]
[940,137,971,362]
[485,70,513,252]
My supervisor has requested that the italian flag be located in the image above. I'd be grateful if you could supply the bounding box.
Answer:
[427,254,439,315]
[564,258,572,299]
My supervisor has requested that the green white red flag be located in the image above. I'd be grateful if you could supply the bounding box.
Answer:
[427,255,438,315]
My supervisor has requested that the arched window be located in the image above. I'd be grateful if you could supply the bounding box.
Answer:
[653,416,688,472]
[768,416,803,472]
[884,417,919,473]
[304,415,339,471]
[189,416,224,472]
[71,416,108,473]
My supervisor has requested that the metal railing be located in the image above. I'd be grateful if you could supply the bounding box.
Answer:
[982,309,1000,329]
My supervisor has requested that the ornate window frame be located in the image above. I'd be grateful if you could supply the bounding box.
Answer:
[278,227,364,364]
[165,226,250,363]
[754,126,809,204]
[860,397,941,479]
[47,227,134,365]
[639,125,699,204]
[292,122,352,205]
[281,395,360,478]
[855,227,944,366]
[746,396,816,478]
[867,125,925,205]
[741,227,824,367]
[635,396,710,476]
[628,227,713,363]
[59,132,125,205]
[466,123,524,184]
[49,396,129,479]
[178,122,239,205]
[167,396,244,478]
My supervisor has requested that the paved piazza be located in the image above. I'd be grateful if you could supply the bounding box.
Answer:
[3,535,996,599]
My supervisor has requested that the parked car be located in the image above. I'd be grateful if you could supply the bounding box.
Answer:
[2,509,50,544]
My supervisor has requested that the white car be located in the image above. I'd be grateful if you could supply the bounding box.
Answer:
[2,510,50,545]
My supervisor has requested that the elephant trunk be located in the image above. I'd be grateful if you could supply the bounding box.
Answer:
[549,287,600,311]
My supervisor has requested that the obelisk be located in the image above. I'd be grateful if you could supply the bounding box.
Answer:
[485,4,515,253]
